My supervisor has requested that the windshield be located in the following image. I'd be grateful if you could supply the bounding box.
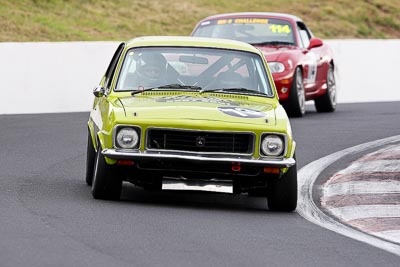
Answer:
[192,18,295,46]
[115,46,274,97]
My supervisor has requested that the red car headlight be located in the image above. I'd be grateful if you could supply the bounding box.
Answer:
[268,62,285,73]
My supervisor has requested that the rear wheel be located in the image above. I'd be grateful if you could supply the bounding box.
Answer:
[283,67,305,117]
[85,131,96,186]
[267,161,297,212]
[91,145,122,200]
[314,64,336,112]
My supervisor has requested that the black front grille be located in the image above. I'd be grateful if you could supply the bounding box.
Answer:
[147,129,253,154]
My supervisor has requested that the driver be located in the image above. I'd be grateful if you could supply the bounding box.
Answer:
[134,52,168,88]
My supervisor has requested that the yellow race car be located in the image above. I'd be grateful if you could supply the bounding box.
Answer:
[86,36,297,211]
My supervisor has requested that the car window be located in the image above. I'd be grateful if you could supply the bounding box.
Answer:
[115,47,274,97]
[192,18,295,46]
[297,22,311,48]
[104,43,125,91]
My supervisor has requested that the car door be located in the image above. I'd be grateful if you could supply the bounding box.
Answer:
[297,22,324,93]
[91,43,125,136]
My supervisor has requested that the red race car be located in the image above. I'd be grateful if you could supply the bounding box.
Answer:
[191,12,337,117]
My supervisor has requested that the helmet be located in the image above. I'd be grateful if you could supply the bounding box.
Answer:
[135,52,167,87]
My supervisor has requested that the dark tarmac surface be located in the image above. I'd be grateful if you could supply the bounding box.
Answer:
[1,102,399,266]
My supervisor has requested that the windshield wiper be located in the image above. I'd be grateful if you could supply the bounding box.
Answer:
[131,84,202,95]
[131,87,157,95]
[200,87,267,96]
[250,41,294,46]
[158,84,202,90]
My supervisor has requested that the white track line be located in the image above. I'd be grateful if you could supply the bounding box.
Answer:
[337,160,400,174]
[374,231,400,244]
[363,144,400,158]
[323,181,400,197]
[297,135,400,256]
[328,205,400,221]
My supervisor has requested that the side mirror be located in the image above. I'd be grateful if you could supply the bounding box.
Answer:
[307,38,323,50]
[93,86,105,97]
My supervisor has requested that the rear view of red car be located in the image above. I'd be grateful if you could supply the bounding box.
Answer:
[191,12,337,117]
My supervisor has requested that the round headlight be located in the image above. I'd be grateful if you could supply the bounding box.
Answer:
[268,62,285,73]
[116,128,139,149]
[261,135,284,156]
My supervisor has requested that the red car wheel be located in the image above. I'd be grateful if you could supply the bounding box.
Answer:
[283,67,305,117]
[315,64,337,112]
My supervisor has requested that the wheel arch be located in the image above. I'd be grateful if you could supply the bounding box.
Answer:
[296,64,304,79]
[329,59,335,70]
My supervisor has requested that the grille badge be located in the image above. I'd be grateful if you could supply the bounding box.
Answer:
[196,136,206,147]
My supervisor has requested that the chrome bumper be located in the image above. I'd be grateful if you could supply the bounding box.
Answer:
[102,149,296,168]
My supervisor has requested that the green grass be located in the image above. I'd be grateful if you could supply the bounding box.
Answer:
[0,0,399,41]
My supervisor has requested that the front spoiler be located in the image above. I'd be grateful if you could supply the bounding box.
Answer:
[102,149,296,168]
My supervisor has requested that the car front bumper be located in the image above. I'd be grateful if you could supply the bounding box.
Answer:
[102,149,296,168]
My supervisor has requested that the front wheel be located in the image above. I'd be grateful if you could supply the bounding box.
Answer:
[283,67,305,117]
[267,162,297,212]
[91,145,122,200]
[85,131,96,186]
[314,64,336,112]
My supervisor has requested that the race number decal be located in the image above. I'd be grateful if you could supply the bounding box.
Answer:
[269,24,291,33]
[218,107,265,118]
[305,52,317,83]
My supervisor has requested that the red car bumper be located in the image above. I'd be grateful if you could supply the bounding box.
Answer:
[272,72,294,102]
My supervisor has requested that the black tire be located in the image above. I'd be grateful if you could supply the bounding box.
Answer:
[283,67,305,117]
[91,145,122,200]
[85,131,96,186]
[314,64,336,112]
[267,161,297,212]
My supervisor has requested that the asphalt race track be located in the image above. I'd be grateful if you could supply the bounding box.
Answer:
[0,101,399,267]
